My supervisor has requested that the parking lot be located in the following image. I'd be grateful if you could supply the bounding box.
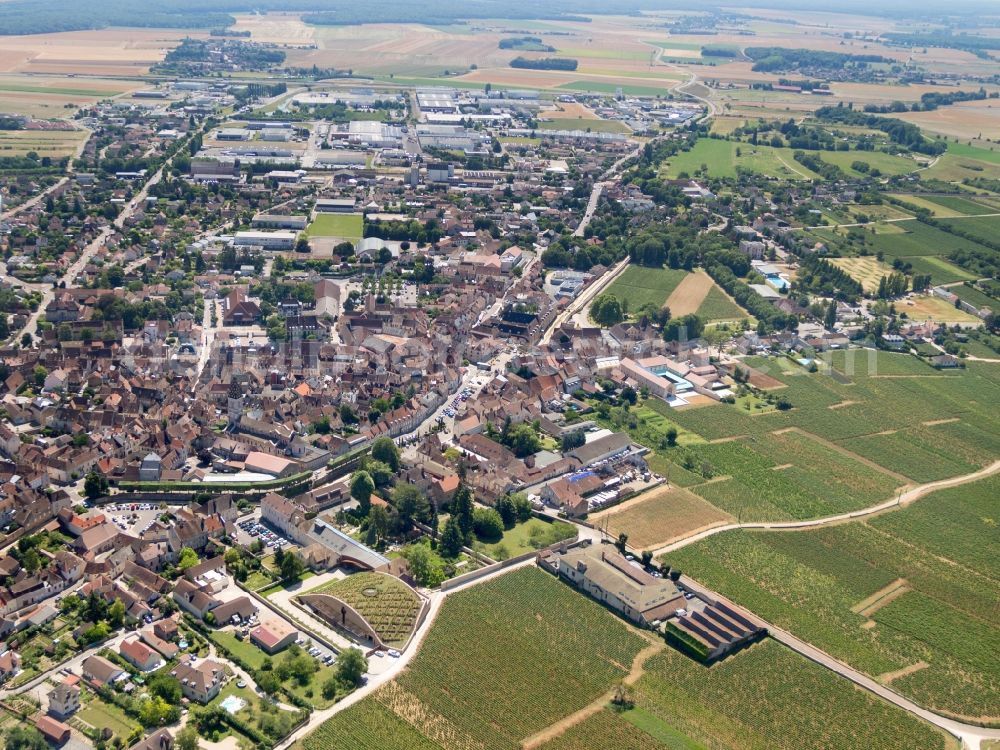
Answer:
[102,502,165,536]
[236,516,295,550]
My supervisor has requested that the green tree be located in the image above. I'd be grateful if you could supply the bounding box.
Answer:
[370,437,401,472]
[440,516,464,558]
[391,483,430,529]
[279,552,305,583]
[365,459,394,488]
[349,470,375,514]
[83,471,108,500]
[472,507,504,543]
[502,422,540,458]
[335,647,368,688]
[107,599,126,628]
[175,726,199,750]
[400,543,445,587]
[177,547,199,571]
[451,484,475,543]
[824,299,838,330]
[6,727,47,750]
[511,492,533,522]
[148,675,182,704]
[495,495,517,529]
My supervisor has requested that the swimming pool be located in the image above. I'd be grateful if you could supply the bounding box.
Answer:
[766,273,789,291]
[220,695,245,715]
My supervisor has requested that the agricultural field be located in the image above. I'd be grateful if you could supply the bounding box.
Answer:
[590,484,732,551]
[667,475,1000,722]
[819,149,919,177]
[950,283,998,311]
[301,700,444,750]
[830,256,898,293]
[537,708,706,750]
[938,214,1000,249]
[305,213,363,240]
[897,293,982,325]
[659,139,819,181]
[864,221,989,259]
[634,640,955,750]
[921,195,995,216]
[694,285,749,322]
[605,265,689,311]
[901,254,979,285]
[661,351,1000,499]
[303,567,649,750]
[307,572,421,647]
[0,129,85,158]
[685,428,902,522]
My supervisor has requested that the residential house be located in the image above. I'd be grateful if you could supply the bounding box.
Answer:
[171,658,225,703]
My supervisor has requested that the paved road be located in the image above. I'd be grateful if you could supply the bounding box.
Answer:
[13,156,170,343]
[652,460,1000,557]
[0,122,90,222]
[539,256,630,346]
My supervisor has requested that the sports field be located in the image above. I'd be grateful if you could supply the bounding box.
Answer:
[306,213,363,240]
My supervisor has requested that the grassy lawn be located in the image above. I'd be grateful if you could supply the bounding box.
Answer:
[78,693,141,740]
[284,663,339,709]
[306,213,363,239]
[260,570,316,597]
[473,517,576,560]
[244,569,274,591]
[211,629,270,669]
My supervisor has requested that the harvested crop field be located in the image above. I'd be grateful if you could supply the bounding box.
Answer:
[0,29,198,75]
[590,485,732,551]
[899,294,982,325]
[664,270,714,316]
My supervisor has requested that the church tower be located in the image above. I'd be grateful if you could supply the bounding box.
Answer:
[227,378,244,429]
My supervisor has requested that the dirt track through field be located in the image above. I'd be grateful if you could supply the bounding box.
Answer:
[664,270,714,315]
[520,640,664,749]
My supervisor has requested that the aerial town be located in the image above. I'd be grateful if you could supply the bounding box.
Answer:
[0,2,996,750]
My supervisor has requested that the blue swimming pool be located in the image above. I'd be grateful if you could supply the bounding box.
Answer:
[766,273,789,291]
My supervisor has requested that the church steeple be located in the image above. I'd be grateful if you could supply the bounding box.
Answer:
[227,377,244,428]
